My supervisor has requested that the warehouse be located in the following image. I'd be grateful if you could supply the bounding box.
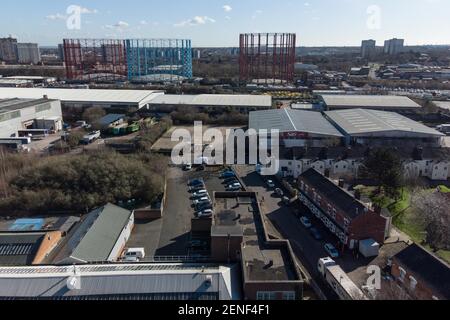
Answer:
[0,263,241,300]
[320,95,422,113]
[0,88,164,111]
[147,94,272,113]
[55,203,134,264]
[249,109,343,148]
[325,109,444,147]
[0,98,63,138]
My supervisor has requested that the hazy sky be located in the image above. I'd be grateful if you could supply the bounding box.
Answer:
[1,0,449,47]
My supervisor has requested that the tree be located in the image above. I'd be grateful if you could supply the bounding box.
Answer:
[411,189,450,252]
[82,107,106,125]
[360,148,404,198]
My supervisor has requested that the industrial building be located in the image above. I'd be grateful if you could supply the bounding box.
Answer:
[0,88,164,111]
[298,169,389,248]
[0,98,63,138]
[55,203,134,264]
[320,95,422,112]
[239,33,296,85]
[325,109,445,147]
[0,263,241,300]
[0,232,62,266]
[63,38,193,83]
[249,109,343,148]
[148,94,272,113]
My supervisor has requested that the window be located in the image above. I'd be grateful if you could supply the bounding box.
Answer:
[282,292,296,300]
[256,292,276,300]
[398,267,406,282]
[409,276,417,291]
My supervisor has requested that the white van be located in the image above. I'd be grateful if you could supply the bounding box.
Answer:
[123,248,146,261]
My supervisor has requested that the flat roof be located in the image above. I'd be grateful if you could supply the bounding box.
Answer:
[249,109,343,137]
[321,95,422,109]
[150,94,272,107]
[0,263,240,300]
[0,233,45,266]
[325,109,444,137]
[433,101,450,111]
[214,193,301,283]
[0,88,163,105]
[0,98,57,115]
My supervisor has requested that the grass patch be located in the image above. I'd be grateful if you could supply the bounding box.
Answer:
[355,185,450,264]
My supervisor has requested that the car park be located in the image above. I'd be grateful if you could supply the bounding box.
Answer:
[310,227,323,241]
[266,180,275,188]
[224,177,239,184]
[300,216,312,228]
[226,185,242,191]
[324,243,340,258]
[196,203,213,211]
[275,188,284,197]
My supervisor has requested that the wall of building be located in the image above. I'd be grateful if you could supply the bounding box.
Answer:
[32,231,63,265]
[107,213,135,262]
[211,235,243,262]
[391,260,441,300]
[0,100,63,138]
[243,282,300,300]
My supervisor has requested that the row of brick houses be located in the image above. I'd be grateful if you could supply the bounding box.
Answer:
[297,168,389,248]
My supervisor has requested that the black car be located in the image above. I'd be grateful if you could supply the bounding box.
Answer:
[223,177,239,184]
[196,203,213,211]
[309,227,323,241]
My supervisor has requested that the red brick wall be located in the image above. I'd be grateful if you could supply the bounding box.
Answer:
[391,260,441,300]
[350,213,387,244]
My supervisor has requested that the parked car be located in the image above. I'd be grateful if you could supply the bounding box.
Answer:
[197,209,213,218]
[310,227,323,241]
[196,165,205,171]
[196,203,213,211]
[226,185,242,191]
[324,243,340,259]
[123,248,146,262]
[275,188,284,197]
[282,196,290,205]
[193,197,211,206]
[183,163,192,171]
[220,171,236,179]
[300,216,312,229]
[192,190,208,199]
[266,180,275,188]
[188,179,204,186]
[224,177,239,184]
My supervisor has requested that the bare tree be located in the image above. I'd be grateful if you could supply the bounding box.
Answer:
[411,189,450,252]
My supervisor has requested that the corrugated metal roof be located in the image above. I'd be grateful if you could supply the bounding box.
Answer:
[249,109,343,137]
[321,95,422,109]
[98,114,125,126]
[0,88,163,105]
[0,264,240,300]
[433,101,450,111]
[325,109,444,137]
[150,94,272,107]
[67,204,133,263]
[0,233,45,266]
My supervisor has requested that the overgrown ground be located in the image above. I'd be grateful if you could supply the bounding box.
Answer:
[356,185,450,264]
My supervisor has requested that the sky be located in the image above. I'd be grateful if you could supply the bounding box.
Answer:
[1,0,449,47]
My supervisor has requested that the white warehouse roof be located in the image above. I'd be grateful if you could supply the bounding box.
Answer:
[249,109,343,137]
[0,88,164,107]
[149,94,272,108]
[321,95,422,110]
[325,109,444,137]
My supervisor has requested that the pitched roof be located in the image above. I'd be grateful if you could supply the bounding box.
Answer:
[66,203,133,263]
[394,244,450,299]
[300,168,369,219]
[325,109,444,137]
[249,109,343,137]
